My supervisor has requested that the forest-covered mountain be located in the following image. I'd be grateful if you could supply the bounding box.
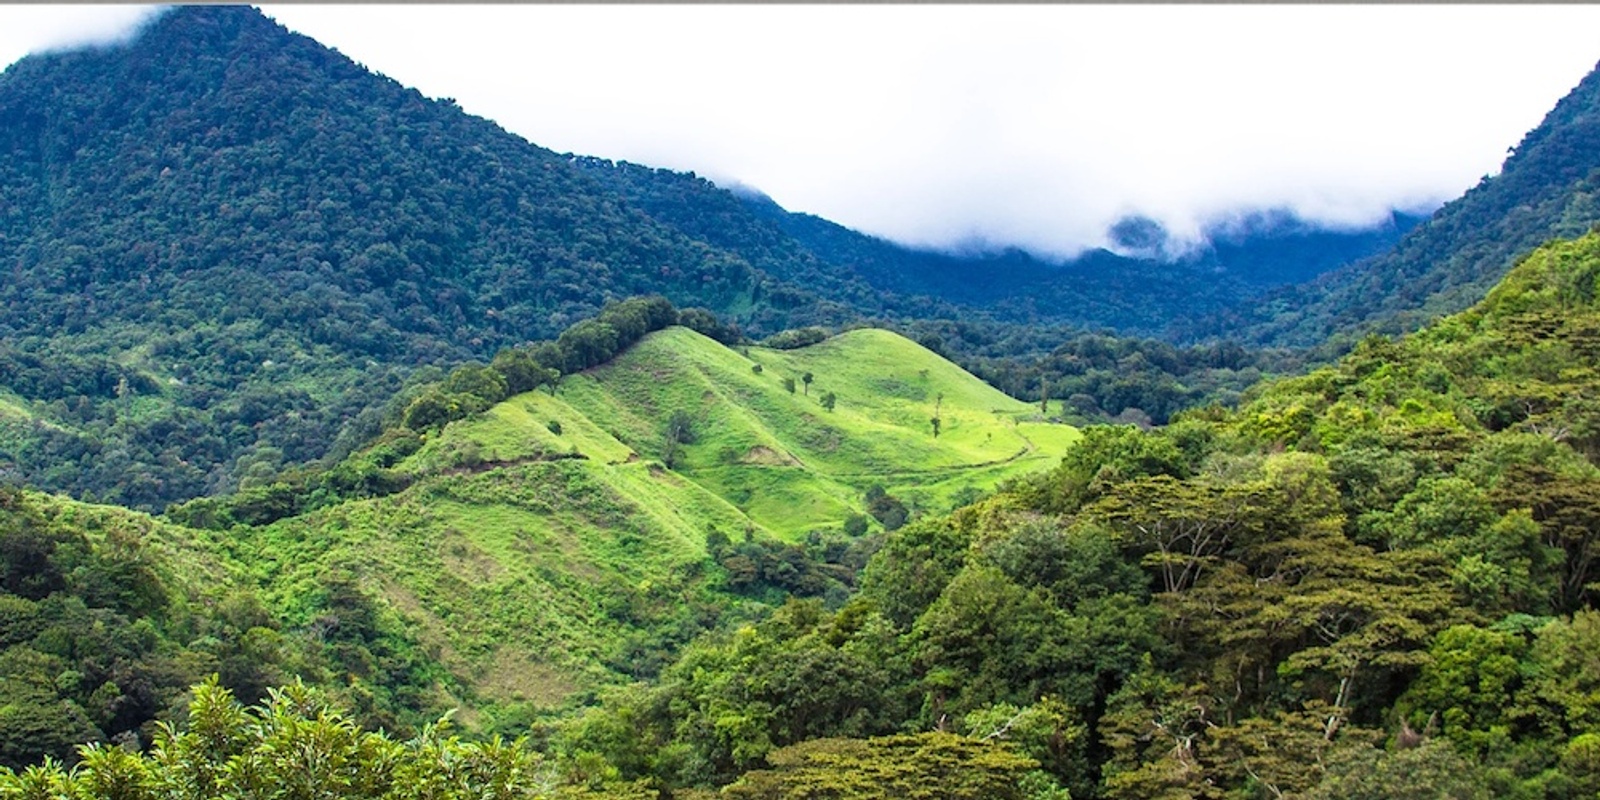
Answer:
[0,5,1413,512]
[1196,56,1600,351]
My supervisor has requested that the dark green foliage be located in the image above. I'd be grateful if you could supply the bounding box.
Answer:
[722,732,1038,800]
[864,485,909,532]
[714,535,866,601]
[763,328,830,350]
[842,514,870,538]
[0,490,307,768]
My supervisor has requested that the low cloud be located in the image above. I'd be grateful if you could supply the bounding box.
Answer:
[0,6,164,65]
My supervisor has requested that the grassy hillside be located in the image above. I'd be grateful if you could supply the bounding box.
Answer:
[556,327,1079,538]
[173,326,1080,728]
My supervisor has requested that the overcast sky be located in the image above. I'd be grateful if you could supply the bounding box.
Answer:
[3,5,1600,258]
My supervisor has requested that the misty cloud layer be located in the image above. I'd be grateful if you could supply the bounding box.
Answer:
[5,5,1600,259]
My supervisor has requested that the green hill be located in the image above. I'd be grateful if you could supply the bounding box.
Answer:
[554,327,1076,538]
[0,323,1079,761]
[158,326,1077,730]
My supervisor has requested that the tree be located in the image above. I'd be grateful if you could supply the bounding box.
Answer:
[802,372,814,396]
[783,377,796,394]
[821,391,837,412]
[722,733,1036,800]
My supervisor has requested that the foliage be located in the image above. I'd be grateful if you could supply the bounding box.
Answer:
[721,732,1038,800]
[0,678,652,799]
[550,231,1600,798]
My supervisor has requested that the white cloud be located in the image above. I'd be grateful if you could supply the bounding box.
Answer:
[5,5,1600,258]
[0,6,162,64]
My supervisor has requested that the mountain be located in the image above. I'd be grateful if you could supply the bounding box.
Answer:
[579,157,1419,335]
[1192,58,1600,350]
[0,4,1424,513]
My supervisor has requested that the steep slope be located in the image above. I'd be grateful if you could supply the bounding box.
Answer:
[0,6,837,511]
[1200,58,1600,349]
[558,327,1077,537]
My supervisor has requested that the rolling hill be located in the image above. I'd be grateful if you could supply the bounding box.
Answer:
[216,326,1078,719]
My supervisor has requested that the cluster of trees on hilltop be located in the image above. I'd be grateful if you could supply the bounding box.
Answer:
[165,296,736,530]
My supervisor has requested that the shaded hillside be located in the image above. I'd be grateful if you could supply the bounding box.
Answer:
[1196,58,1600,350]
[580,158,1417,335]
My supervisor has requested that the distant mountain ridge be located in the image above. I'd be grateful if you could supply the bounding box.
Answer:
[1193,57,1600,350]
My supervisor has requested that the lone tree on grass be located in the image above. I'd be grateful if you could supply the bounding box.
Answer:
[821,390,837,412]
[802,372,814,396]
[663,410,696,468]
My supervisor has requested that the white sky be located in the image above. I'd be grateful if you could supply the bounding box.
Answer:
[3,5,1600,258]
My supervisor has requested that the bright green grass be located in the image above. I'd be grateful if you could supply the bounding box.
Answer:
[555,327,1079,536]
[397,389,636,475]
